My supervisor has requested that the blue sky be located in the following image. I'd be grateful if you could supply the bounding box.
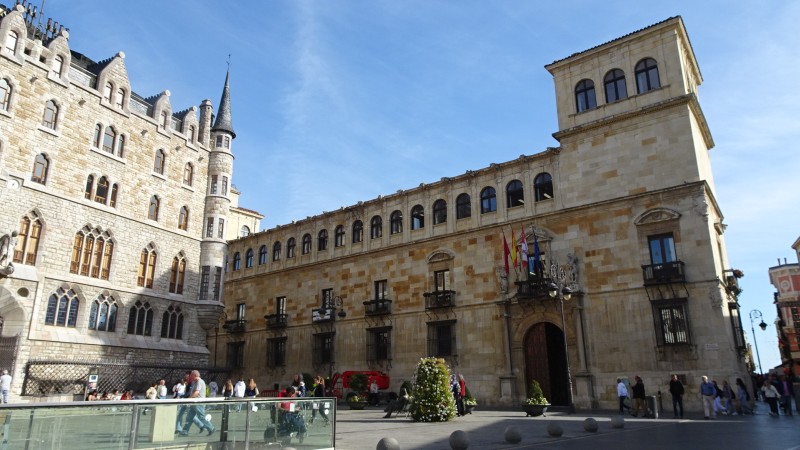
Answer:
[44,1,799,369]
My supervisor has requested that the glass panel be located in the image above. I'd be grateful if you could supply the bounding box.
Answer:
[649,238,664,265]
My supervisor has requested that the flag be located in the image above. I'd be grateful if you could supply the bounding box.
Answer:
[502,234,510,275]
[533,229,541,276]
[520,227,528,270]
[510,229,518,269]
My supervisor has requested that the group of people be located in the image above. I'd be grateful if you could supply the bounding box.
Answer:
[698,376,753,419]
[759,374,795,417]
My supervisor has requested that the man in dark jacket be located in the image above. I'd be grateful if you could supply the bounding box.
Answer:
[669,374,685,419]
[631,376,646,417]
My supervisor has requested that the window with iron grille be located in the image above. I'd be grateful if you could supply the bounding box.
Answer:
[199,266,210,300]
[276,296,286,315]
[652,299,690,345]
[313,332,335,365]
[427,320,456,357]
[434,270,450,291]
[374,280,387,300]
[267,337,287,367]
[321,289,334,308]
[213,267,222,302]
[366,327,391,362]
[227,341,245,369]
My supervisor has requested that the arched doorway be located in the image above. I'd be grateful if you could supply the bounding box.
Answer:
[524,322,569,406]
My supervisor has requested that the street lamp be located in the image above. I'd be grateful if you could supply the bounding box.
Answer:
[749,309,767,375]
[548,281,575,413]
[333,296,347,318]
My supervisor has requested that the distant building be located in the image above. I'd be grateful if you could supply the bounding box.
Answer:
[227,186,263,241]
[216,17,750,409]
[0,4,251,400]
[768,237,800,376]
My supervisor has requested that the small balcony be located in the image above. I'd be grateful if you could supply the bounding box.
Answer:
[264,313,288,329]
[363,299,392,316]
[642,261,685,285]
[423,290,456,309]
[223,319,246,333]
[515,276,552,300]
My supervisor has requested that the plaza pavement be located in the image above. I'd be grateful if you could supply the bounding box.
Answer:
[332,405,800,450]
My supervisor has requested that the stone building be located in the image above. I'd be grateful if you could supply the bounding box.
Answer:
[216,16,748,409]
[0,4,240,400]
[768,237,800,376]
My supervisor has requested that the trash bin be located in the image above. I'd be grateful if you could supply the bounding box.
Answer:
[646,395,658,419]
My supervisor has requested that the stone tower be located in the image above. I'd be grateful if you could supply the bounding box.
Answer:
[196,70,235,330]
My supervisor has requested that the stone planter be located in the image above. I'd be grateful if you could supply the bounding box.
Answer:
[348,401,369,410]
[522,404,549,417]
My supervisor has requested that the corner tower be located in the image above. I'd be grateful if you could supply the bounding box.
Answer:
[196,70,236,330]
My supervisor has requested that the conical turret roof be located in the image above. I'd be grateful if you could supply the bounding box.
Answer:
[212,70,235,138]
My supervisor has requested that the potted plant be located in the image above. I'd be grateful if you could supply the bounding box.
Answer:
[346,373,369,409]
[522,380,549,417]
[347,393,369,410]
[464,387,477,414]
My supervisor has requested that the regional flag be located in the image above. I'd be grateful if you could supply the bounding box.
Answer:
[511,229,518,268]
[503,234,510,275]
[520,227,528,270]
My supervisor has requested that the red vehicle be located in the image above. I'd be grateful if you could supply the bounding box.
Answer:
[329,371,391,399]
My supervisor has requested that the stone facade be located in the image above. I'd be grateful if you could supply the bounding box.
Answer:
[0,5,242,400]
[768,237,800,376]
[214,17,749,410]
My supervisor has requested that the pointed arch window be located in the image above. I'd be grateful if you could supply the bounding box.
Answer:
[318,229,328,251]
[103,82,113,103]
[116,134,125,157]
[232,252,241,271]
[31,153,49,184]
[575,79,596,112]
[44,287,79,327]
[334,225,345,247]
[84,175,95,199]
[70,226,114,279]
[148,196,160,221]
[52,55,64,76]
[0,78,11,111]
[93,124,102,147]
[480,187,497,214]
[102,127,116,153]
[94,176,109,204]
[13,212,42,265]
[187,125,196,143]
[352,220,363,243]
[302,234,312,254]
[88,293,118,332]
[160,305,184,340]
[116,88,126,109]
[273,241,282,261]
[433,199,447,225]
[42,100,58,129]
[258,245,267,265]
[110,183,119,208]
[178,206,189,231]
[4,31,18,55]
[245,248,254,268]
[370,216,383,239]
[604,69,628,103]
[169,254,186,294]
[534,173,553,202]
[390,211,403,234]
[411,205,424,230]
[153,149,166,174]
[137,243,157,288]
[456,194,471,219]
[506,180,524,208]
[635,58,661,94]
[160,111,169,130]
[286,238,296,258]
[127,300,153,336]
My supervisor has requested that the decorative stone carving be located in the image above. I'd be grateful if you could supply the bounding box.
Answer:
[634,208,681,226]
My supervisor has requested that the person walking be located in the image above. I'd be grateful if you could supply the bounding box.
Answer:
[179,370,216,436]
[0,369,12,403]
[617,378,631,414]
[777,375,794,416]
[700,376,716,419]
[368,379,380,406]
[722,380,736,415]
[157,379,168,399]
[631,376,646,418]
[735,378,753,415]
[310,375,329,425]
[761,379,780,416]
[669,374,684,419]
[233,377,246,412]
[172,379,186,399]
[456,374,467,416]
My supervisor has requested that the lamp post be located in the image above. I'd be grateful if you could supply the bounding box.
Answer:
[548,282,575,414]
[749,309,767,375]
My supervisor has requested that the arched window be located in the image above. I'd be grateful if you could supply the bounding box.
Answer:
[258,245,267,264]
[480,187,497,214]
[370,216,383,239]
[318,229,328,251]
[178,206,189,231]
[103,82,113,103]
[137,244,157,288]
[160,110,169,129]
[42,100,58,129]
[635,58,660,94]
[302,234,312,254]
[110,183,119,208]
[116,88,126,109]
[334,225,345,247]
[273,241,282,261]
[70,226,114,280]
[127,300,153,336]
[456,194,471,219]
[52,55,64,76]
[411,205,424,230]
[116,134,125,157]
[148,196,160,221]
[31,153,49,184]
[232,252,241,271]
[0,78,11,111]
[390,211,403,234]
[245,248,254,268]
[352,220,363,243]
[160,305,184,340]
[287,238,296,258]
[84,175,94,199]
[95,176,109,204]
[88,293,118,332]
[433,199,447,225]
[153,149,166,174]
[13,212,42,265]
[4,31,18,55]
[604,69,627,103]
[575,79,596,112]
[240,225,250,237]
[183,163,193,186]
[169,254,186,294]
[534,173,554,201]
[187,125,196,143]
[44,287,79,327]
[506,180,524,208]
[93,123,102,148]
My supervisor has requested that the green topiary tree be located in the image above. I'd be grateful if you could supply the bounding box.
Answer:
[526,380,549,405]
[410,357,456,422]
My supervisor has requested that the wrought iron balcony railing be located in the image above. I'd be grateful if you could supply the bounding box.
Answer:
[264,313,288,328]
[363,299,392,316]
[223,319,246,333]
[514,276,552,300]
[642,261,685,285]
[423,290,456,309]
[311,307,335,323]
